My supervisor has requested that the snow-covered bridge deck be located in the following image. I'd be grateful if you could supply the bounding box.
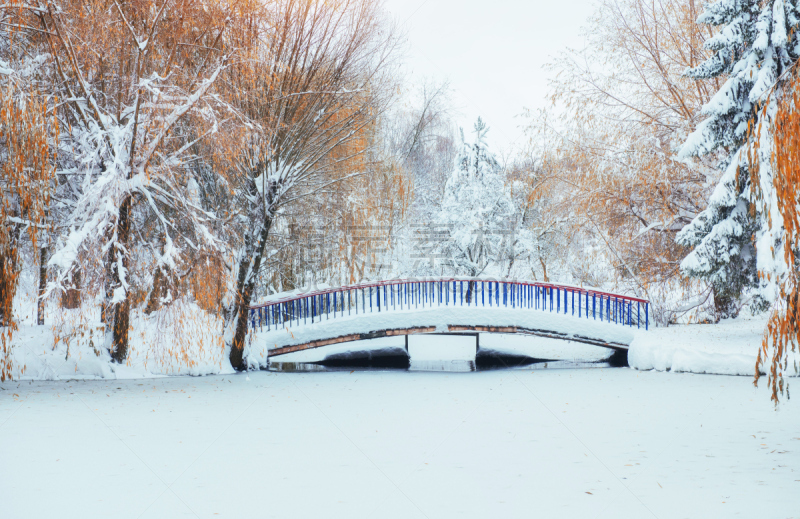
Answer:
[249,279,649,360]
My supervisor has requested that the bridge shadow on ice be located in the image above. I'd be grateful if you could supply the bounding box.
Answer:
[266,335,629,373]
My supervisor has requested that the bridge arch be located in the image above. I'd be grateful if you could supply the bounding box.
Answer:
[248,278,649,362]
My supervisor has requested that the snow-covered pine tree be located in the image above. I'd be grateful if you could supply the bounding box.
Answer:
[677,0,800,318]
[436,119,515,289]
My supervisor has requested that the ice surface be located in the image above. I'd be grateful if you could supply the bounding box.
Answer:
[407,334,477,361]
[1,369,797,518]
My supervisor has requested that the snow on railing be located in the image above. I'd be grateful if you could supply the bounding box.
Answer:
[248,278,650,333]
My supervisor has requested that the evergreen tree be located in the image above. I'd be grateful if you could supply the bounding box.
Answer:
[677,0,800,317]
[436,118,515,281]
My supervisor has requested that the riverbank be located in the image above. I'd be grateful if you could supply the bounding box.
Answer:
[628,313,800,377]
[6,306,799,380]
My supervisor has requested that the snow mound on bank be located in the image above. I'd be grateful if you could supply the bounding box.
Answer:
[629,314,800,377]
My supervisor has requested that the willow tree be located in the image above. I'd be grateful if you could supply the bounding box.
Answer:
[221,0,399,370]
[753,72,800,402]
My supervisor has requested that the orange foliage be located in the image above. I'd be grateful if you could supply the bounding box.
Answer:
[534,0,719,319]
[0,83,55,381]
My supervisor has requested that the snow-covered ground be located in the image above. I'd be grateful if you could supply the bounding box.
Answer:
[1,369,797,518]
[629,313,800,377]
[8,305,234,381]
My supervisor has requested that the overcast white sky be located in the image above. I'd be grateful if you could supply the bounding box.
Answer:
[382,0,597,154]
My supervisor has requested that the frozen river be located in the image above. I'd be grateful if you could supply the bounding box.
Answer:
[1,368,798,518]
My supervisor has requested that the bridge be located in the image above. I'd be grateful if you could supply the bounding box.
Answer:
[248,279,649,365]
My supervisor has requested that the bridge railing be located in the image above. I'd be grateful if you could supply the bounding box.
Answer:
[248,279,650,333]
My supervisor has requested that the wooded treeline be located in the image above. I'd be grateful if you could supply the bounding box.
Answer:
[530,0,800,401]
[0,0,408,376]
[2,0,800,400]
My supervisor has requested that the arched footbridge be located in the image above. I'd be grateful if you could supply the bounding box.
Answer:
[248,279,649,362]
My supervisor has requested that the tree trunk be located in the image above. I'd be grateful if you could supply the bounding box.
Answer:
[466,280,476,303]
[0,226,20,327]
[61,268,81,309]
[712,284,739,321]
[144,266,168,315]
[110,196,131,363]
[0,253,17,327]
[37,246,48,325]
[229,213,274,370]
